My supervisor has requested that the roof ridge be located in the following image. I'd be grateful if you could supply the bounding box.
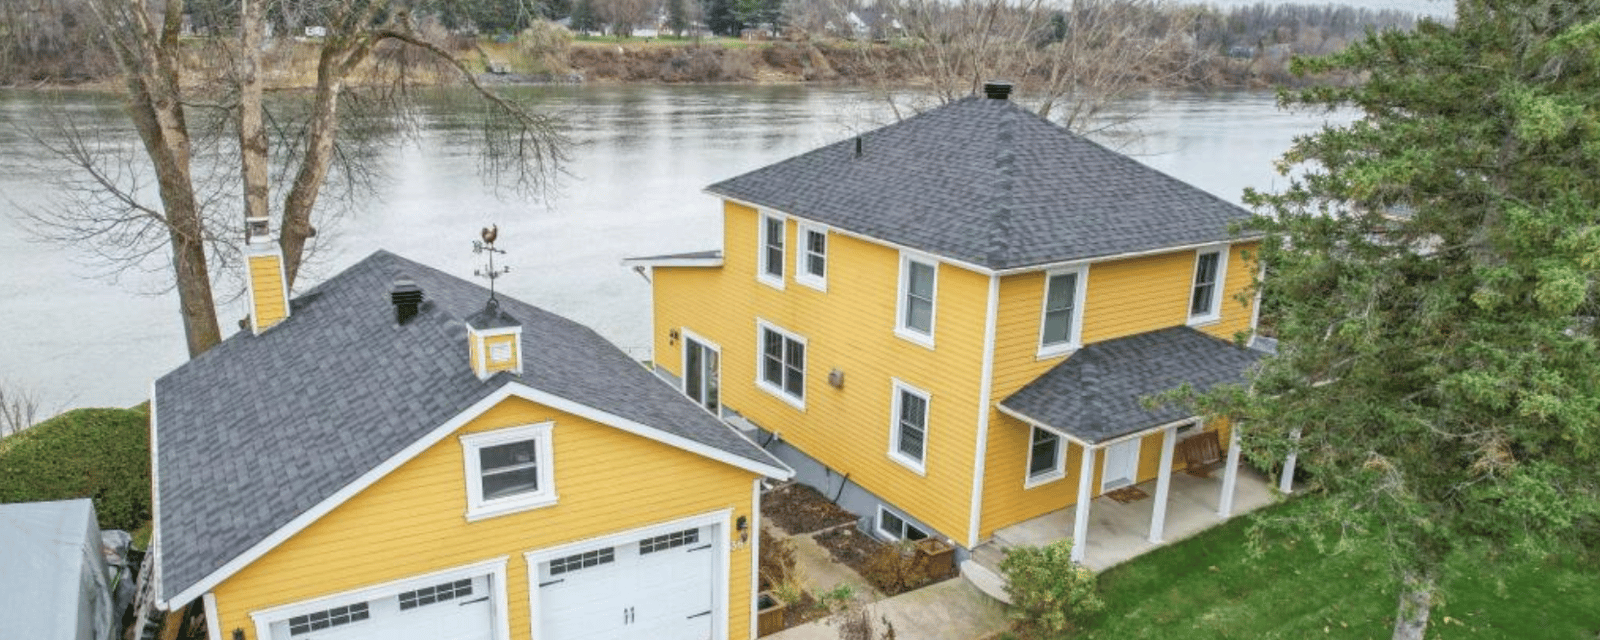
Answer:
[986,100,1018,266]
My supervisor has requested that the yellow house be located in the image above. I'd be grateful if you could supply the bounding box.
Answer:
[626,83,1267,570]
[149,222,790,640]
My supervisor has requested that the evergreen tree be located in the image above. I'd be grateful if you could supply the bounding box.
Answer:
[706,0,742,35]
[570,0,600,33]
[667,0,689,36]
[1228,2,1600,638]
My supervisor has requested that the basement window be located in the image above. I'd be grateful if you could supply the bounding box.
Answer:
[876,506,929,542]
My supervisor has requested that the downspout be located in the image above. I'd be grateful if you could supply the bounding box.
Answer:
[967,274,1000,548]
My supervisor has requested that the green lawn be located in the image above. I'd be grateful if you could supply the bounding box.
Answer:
[1071,496,1600,639]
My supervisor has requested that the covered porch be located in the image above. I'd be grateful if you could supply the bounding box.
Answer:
[963,326,1284,602]
[966,461,1280,590]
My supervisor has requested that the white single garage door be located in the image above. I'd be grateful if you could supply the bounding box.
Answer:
[267,574,494,640]
[539,524,716,640]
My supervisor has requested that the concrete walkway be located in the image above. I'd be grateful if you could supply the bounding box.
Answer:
[762,521,1008,640]
[777,523,882,601]
[763,578,1010,640]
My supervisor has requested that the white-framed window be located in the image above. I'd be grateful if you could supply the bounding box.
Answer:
[756,320,806,409]
[875,506,929,542]
[461,422,556,521]
[895,252,938,346]
[1037,266,1088,357]
[1188,246,1229,324]
[888,380,929,473]
[1025,427,1065,487]
[759,212,785,288]
[796,222,828,291]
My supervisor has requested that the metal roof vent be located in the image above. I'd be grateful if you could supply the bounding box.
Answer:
[391,277,423,325]
[984,82,1013,100]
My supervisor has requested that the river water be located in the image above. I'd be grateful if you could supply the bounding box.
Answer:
[0,84,1352,411]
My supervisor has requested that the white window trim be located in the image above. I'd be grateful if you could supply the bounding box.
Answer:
[795,222,828,292]
[887,379,930,475]
[461,422,557,522]
[874,505,929,542]
[1023,426,1067,489]
[1187,244,1230,326]
[680,328,722,415]
[250,556,512,640]
[1036,264,1090,358]
[894,252,938,348]
[755,319,806,411]
[758,211,786,290]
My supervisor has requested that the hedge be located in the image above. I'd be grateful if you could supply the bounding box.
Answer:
[0,407,150,531]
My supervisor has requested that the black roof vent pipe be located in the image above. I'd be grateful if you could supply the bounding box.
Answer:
[391,277,423,325]
[984,82,1013,100]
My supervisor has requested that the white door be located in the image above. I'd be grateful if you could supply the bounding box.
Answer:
[1101,439,1141,491]
[683,336,720,414]
[269,574,494,640]
[539,525,717,640]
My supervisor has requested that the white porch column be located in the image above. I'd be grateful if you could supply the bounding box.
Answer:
[1279,427,1302,495]
[1147,425,1179,543]
[1218,425,1243,518]
[1071,444,1097,563]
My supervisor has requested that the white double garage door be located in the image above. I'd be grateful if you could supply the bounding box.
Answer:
[262,522,719,640]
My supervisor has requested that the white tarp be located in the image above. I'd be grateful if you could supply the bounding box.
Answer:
[0,499,115,640]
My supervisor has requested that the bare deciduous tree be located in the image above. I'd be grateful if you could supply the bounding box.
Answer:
[0,382,43,437]
[594,0,655,36]
[850,0,1207,137]
[21,0,568,357]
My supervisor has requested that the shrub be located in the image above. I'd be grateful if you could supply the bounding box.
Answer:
[0,407,150,531]
[760,528,799,594]
[1000,540,1105,638]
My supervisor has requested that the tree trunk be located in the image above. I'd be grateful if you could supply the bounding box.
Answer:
[239,0,269,225]
[1391,572,1434,640]
[96,0,222,357]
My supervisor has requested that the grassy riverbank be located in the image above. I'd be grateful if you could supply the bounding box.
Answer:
[1076,496,1600,639]
[0,405,151,533]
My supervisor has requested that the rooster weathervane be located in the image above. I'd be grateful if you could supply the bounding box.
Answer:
[472,225,509,302]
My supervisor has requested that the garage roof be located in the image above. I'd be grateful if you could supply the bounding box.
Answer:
[153,250,790,605]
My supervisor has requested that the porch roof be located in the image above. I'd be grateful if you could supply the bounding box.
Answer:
[999,326,1265,445]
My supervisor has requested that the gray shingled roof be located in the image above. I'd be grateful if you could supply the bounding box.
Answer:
[153,250,786,603]
[707,95,1254,270]
[1000,327,1264,444]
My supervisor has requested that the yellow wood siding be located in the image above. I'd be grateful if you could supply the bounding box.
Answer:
[209,396,759,639]
[976,242,1259,539]
[652,202,988,547]
[248,253,287,330]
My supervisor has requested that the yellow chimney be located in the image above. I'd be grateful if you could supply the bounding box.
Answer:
[244,217,290,334]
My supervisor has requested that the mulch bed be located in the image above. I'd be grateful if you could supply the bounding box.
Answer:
[762,482,858,534]
[814,525,958,596]
[813,525,883,572]
[781,591,827,628]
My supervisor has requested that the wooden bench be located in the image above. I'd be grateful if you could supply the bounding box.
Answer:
[1178,430,1224,478]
